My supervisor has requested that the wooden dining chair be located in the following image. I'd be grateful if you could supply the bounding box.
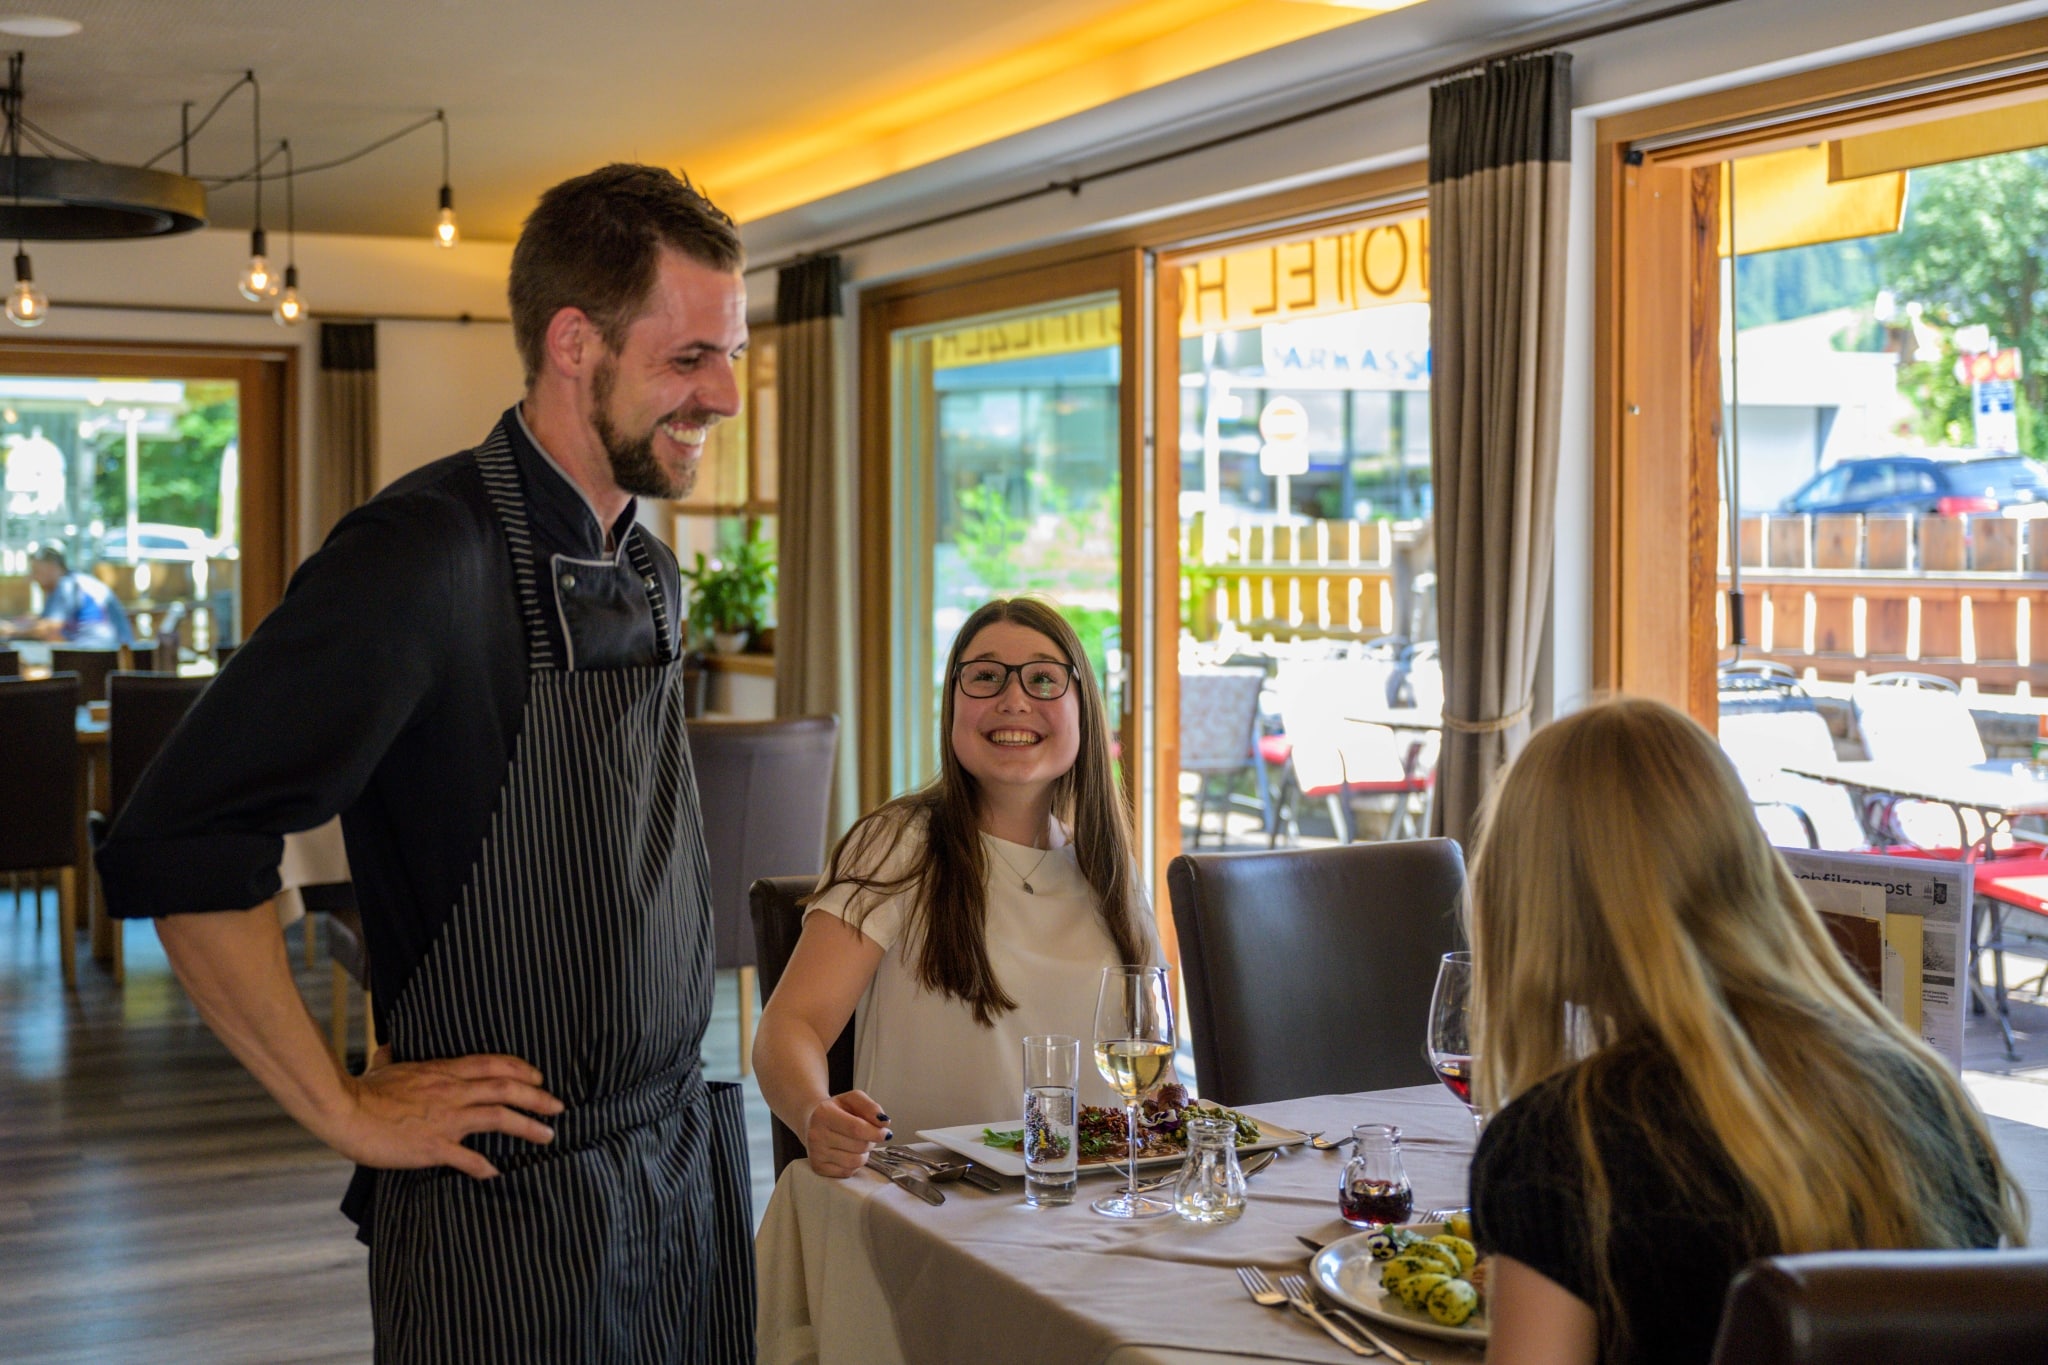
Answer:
[688,715,839,1075]
[750,874,854,1177]
[1709,1249,2048,1364]
[322,893,377,1071]
[0,673,83,986]
[1168,839,1466,1105]
[48,646,122,702]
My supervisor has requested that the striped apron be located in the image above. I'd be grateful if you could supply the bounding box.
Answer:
[363,430,754,1363]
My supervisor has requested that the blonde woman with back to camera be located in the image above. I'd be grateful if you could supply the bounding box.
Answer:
[1465,697,2025,1365]
[753,595,1155,1175]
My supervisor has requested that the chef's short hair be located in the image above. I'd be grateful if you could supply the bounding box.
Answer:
[509,163,743,385]
[30,545,66,571]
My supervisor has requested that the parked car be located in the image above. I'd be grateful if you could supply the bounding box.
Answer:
[1778,453,2048,517]
[98,522,232,562]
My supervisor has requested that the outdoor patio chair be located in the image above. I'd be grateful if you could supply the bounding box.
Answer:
[1852,679,1987,848]
[1178,666,1271,846]
[1719,707,1866,851]
[1266,657,1434,845]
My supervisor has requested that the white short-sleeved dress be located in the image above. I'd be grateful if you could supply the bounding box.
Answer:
[807,809,1154,1140]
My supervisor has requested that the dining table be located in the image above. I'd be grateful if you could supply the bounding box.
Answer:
[755,1083,2048,1365]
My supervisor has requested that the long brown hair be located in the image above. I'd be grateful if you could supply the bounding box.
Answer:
[810,596,1146,1025]
[1469,698,2025,1353]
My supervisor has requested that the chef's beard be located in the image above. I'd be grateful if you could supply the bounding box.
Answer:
[591,353,702,500]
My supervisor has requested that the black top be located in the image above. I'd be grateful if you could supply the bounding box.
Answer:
[97,407,683,1020]
[1468,1039,2002,1365]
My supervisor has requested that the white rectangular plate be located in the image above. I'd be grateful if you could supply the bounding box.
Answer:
[916,1114,1308,1179]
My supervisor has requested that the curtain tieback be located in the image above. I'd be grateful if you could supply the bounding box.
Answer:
[1440,702,1532,735]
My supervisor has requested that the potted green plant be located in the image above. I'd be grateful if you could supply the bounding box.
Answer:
[679,534,775,654]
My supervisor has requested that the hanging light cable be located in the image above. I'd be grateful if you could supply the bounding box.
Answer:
[273,139,302,326]
[434,109,457,247]
[236,71,277,301]
[5,54,45,328]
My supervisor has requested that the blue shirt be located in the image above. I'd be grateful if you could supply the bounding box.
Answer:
[42,571,135,648]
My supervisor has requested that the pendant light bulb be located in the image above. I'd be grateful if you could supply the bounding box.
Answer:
[435,184,458,248]
[7,251,46,328]
[273,264,304,327]
[239,226,279,301]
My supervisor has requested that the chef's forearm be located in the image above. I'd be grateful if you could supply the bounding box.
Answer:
[156,904,356,1139]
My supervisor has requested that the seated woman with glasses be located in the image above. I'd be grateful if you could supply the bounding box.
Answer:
[1466,697,2025,1365]
[753,596,1155,1176]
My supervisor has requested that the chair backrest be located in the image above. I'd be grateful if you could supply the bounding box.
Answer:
[0,646,18,677]
[1168,839,1466,1105]
[1852,684,1985,765]
[750,874,855,1177]
[1178,667,1266,771]
[1709,1249,2048,1365]
[687,714,840,970]
[1273,659,1421,790]
[107,672,211,816]
[49,646,122,702]
[1718,708,1839,777]
[0,673,82,871]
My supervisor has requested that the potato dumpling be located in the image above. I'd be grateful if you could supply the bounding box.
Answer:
[1426,1277,1480,1327]
[1405,1241,1462,1276]
[1445,1211,1473,1241]
[1391,1270,1448,1311]
[1430,1234,1478,1275]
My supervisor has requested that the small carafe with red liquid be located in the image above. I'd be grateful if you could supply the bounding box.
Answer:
[1339,1123,1413,1228]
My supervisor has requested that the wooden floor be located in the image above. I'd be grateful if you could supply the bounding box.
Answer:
[0,886,778,1365]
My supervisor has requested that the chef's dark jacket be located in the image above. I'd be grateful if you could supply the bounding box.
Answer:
[96,405,684,1022]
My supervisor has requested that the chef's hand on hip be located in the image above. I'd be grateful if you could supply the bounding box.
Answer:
[328,1046,565,1180]
[803,1090,891,1178]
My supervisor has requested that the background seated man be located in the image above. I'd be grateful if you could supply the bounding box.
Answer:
[12,545,135,648]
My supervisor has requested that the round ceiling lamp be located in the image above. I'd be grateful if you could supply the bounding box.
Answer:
[0,155,206,238]
[0,16,81,38]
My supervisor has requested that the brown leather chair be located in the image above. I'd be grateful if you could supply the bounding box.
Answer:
[750,874,855,1177]
[0,646,19,677]
[49,646,122,701]
[0,674,83,985]
[687,715,839,1073]
[1168,839,1466,1105]
[1710,1249,2048,1364]
[87,672,211,982]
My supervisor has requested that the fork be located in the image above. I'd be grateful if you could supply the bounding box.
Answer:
[1241,1266,1370,1355]
[1282,1275,1422,1365]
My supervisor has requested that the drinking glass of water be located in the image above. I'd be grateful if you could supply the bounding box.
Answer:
[1022,1034,1080,1206]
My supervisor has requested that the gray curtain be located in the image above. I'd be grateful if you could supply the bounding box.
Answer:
[1426,52,1572,847]
[774,256,857,833]
[315,322,378,544]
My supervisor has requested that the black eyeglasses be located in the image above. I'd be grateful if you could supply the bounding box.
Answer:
[953,658,1076,701]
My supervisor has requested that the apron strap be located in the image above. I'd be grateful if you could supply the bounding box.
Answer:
[472,425,559,672]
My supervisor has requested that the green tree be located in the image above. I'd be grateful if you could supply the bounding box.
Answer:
[90,391,237,533]
[1877,149,2048,456]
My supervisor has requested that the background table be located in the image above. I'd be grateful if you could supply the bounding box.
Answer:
[757,1084,2048,1365]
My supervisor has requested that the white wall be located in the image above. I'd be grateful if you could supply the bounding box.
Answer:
[374,319,523,489]
[742,0,2048,714]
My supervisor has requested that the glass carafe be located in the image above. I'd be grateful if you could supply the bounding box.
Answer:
[1172,1115,1247,1224]
[1339,1123,1413,1227]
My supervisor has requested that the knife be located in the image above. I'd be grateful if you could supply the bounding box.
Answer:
[866,1153,945,1205]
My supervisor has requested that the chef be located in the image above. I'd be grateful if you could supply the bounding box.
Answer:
[97,163,754,1363]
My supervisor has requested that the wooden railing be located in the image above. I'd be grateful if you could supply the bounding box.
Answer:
[1722,512,2048,692]
[1182,511,1399,641]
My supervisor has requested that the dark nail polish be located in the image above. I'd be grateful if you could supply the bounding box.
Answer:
[884,1130,894,1141]
[876,1112,890,1123]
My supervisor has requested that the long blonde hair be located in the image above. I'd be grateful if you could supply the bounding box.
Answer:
[1470,699,2024,1277]
[809,596,1145,1026]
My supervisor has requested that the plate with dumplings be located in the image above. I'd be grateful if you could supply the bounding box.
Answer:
[1309,1216,1490,1344]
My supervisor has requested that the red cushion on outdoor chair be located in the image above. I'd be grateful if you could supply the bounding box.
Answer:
[1258,734,1292,766]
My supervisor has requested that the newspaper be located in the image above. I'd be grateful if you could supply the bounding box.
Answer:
[1776,848,1969,1070]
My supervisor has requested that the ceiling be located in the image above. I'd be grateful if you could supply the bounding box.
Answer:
[0,0,1446,243]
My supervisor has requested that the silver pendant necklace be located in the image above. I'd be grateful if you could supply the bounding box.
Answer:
[989,838,1054,894]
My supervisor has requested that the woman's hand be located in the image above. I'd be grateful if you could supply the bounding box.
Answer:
[803,1090,891,1178]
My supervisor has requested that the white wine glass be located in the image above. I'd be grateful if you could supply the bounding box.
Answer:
[1091,964,1175,1219]
[1427,951,1482,1140]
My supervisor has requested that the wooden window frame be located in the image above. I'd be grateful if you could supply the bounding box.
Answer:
[1596,14,2048,723]
[0,338,297,631]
